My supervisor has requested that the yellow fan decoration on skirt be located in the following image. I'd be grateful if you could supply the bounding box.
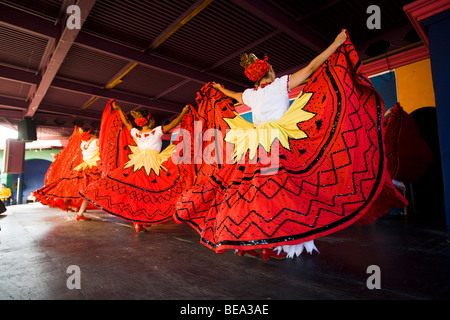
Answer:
[124,144,175,176]
[224,92,316,162]
[73,152,101,171]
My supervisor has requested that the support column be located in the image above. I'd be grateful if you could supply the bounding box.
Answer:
[405,1,450,233]
[424,9,450,233]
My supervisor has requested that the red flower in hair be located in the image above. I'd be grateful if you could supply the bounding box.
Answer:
[81,131,91,141]
[244,58,270,82]
[135,117,149,127]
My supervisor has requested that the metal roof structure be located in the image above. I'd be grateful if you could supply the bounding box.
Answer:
[0,0,418,140]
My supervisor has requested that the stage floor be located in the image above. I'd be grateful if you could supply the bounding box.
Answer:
[0,203,449,300]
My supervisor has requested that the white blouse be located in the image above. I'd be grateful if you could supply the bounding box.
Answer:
[80,139,99,160]
[242,75,291,126]
[130,126,164,152]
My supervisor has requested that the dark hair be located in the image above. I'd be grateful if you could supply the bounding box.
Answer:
[81,126,98,137]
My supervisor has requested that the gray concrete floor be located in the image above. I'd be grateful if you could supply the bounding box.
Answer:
[0,203,449,300]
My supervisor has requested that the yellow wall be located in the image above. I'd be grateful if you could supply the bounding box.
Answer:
[395,58,436,114]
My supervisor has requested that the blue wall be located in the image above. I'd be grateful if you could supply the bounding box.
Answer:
[425,9,450,233]
[370,71,397,111]
[10,159,51,203]
[1,148,57,204]
[24,159,51,202]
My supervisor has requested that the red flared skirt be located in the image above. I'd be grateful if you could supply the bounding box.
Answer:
[34,164,101,211]
[80,156,193,225]
[175,34,408,252]
[79,100,196,225]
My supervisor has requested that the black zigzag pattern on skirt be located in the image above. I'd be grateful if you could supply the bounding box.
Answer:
[83,170,190,223]
[176,44,384,248]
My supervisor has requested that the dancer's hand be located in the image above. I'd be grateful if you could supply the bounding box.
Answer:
[334,29,347,47]
[112,101,120,110]
[212,82,223,90]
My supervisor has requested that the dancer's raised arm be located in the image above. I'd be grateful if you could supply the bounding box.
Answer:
[289,30,347,90]
[163,105,190,133]
[212,83,243,104]
[112,100,133,131]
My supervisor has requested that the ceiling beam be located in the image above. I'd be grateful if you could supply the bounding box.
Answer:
[51,78,182,113]
[145,0,214,51]
[37,103,101,120]
[231,0,328,53]
[75,32,245,91]
[404,0,450,48]
[0,97,28,110]
[109,0,214,103]
[0,65,41,84]
[0,115,18,130]
[0,109,24,121]
[25,0,97,117]
[0,65,182,114]
[0,3,58,39]
[155,30,281,100]
[81,61,138,110]
[1,3,246,94]
[0,96,101,121]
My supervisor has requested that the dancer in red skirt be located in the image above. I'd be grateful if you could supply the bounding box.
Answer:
[174,30,407,259]
[34,127,101,221]
[80,100,194,232]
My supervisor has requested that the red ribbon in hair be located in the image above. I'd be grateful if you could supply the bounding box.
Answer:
[244,54,270,82]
